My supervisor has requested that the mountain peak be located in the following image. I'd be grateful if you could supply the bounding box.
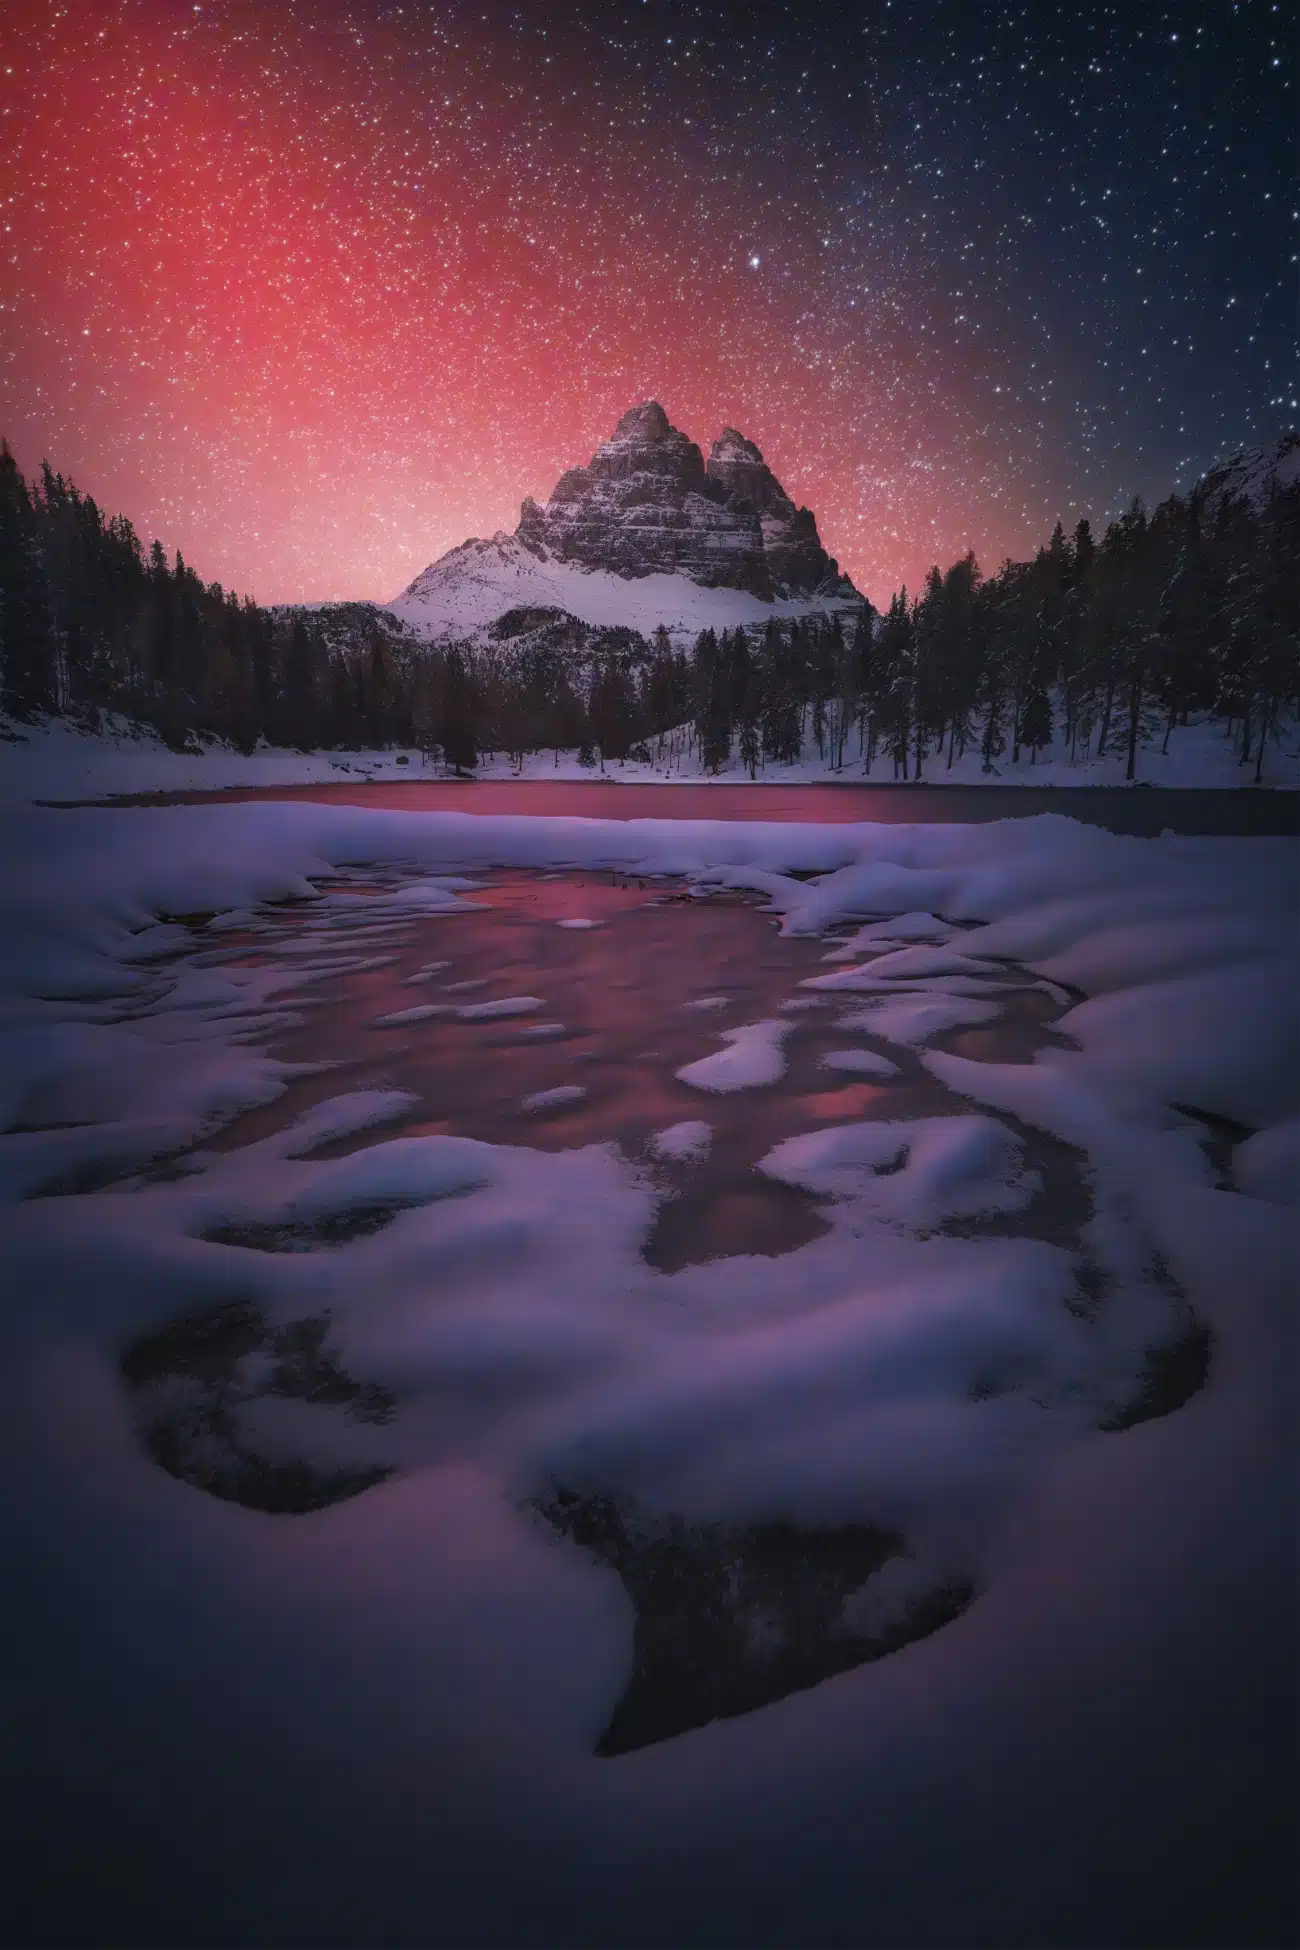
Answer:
[515,402,851,600]
[612,399,673,441]
[711,426,764,464]
[390,403,862,645]
[1197,431,1300,513]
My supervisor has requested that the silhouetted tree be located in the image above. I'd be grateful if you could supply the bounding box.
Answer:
[440,648,477,774]
[0,444,57,719]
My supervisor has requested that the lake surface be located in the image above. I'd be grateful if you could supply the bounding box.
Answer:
[204,866,1080,1276]
[71,775,1300,836]
[114,865,1093,1757]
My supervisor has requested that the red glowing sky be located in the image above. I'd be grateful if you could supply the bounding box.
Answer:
[3,0,1289,608]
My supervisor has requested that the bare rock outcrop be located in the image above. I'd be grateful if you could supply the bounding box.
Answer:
[515,402,855,600]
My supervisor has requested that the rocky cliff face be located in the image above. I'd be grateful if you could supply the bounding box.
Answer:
[1195,431,1300,516]
[705,426,840,596]
[515,402,853,601]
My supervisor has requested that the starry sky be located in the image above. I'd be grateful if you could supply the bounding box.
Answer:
[2,0,1294,608]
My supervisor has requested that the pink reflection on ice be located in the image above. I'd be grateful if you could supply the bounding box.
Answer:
[199,868,1074,1268]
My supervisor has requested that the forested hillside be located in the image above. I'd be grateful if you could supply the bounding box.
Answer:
[2,440,1296,782]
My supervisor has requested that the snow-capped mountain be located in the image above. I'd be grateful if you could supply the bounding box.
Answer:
[388,402,864,646]
[1195,431,1299,514]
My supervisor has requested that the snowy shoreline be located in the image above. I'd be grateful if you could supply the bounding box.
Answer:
[3,706,1299,806]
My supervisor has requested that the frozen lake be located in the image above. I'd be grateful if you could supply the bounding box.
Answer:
[205,867,1087,1278]
[54,774,1300,836]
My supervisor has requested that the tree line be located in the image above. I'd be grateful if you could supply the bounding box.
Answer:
[679,474,1297,786]
[0,447,427,754]
[2,440,1296,782]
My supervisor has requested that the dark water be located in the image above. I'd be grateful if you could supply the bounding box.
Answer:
[50,774,1300,836]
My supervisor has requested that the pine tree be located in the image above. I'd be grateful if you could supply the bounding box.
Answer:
[973,581,1007,773]
[693,628,731,772]
[0,445,57,719]
[1225,480,1300,783]
[591,654,635,767]
[911,569,947,779]
[1156,496,1213,753]
[760,619,801,765]
[730,628,761,777]
[939,553,981,766]
[824,615,856,770]
[849,607,875,767]
[364,630,394,747]
[1020,662,1053,761]
[551,667,587,767]
[873,591,914,778]
[1020,599,1059,763]
[440,648,477,774]
[284,619,318,749]
[1112,498,1164,781]
[810,620,835,760]
[645,624,677,754]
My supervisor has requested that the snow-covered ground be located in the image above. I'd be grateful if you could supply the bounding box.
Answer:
[3,702,1298,805]
[0,716,444,804]
[2,797,1296,1945]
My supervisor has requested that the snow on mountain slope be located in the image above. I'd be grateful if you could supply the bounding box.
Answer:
[387,529,862,647]
[1197,432,1300,513]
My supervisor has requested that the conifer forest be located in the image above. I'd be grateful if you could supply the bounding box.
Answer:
[3,442,1296,785]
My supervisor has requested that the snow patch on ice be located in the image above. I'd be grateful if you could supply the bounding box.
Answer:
[273,1090,421,1157]
[280,1134,491,1222]
[373,1003,452,1027]
[402,960,452,985]
[676,1019,792,1093]
[820,1048,900,1078]
[834,995,1003,1047]
[830,913,958,955]
[649,1120,712,1163]
[458,995,545,1021]
[760,1115,1039,1233]
[521,1086,587,1114]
